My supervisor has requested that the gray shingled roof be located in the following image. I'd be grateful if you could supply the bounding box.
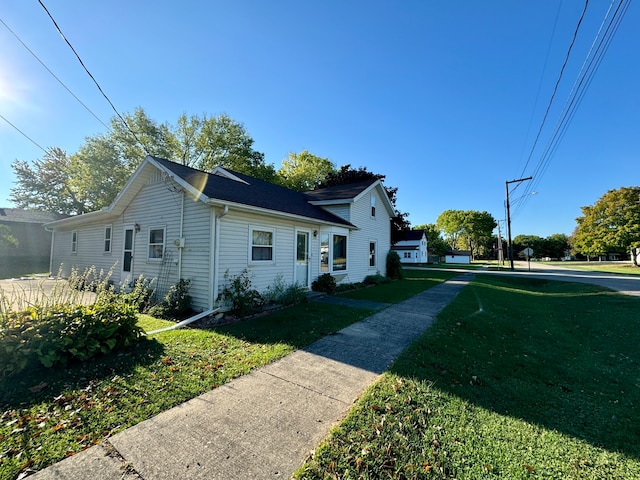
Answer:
[0,208,67,224]
[399,230,425,241]
[151,157,355,227]
[303,179,377,202]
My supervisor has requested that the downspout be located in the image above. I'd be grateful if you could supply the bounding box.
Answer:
[145,307,221,335]
[212,205,229,307]
[177,190,185,279]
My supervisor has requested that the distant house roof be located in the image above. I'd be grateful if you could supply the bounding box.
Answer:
[0,208,66,224]
[398,230,425,241]
[446,250,471,256]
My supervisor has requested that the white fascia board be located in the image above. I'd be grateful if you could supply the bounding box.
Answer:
[210,166,250,184]
[205,198,357,230]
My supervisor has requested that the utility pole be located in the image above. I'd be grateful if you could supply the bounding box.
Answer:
[505,176,532,271]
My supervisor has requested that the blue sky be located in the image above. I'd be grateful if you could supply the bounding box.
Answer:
[1,1,638,238]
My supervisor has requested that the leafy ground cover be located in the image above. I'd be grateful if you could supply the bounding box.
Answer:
[0,302,374,480]
[297,275,640,479]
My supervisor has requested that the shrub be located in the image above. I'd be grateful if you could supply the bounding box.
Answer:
[263,274,307,306]
[148,279,192,319]
[1,302,141,378]
[121,275,156,313]
[363,273,391,286]
[312,273,336,294]
[386,250,404,280]
[218,270,264,318]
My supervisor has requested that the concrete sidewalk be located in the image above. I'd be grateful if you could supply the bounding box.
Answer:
[31,274,473,480]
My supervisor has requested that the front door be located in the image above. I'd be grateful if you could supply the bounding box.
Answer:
[295,231,310,287]
[122,227,135,280]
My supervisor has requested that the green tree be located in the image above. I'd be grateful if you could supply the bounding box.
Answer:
[10,148,87,214]
[277,150,336,191]
[462,210,497,259]
[543,233,570,259]
[11,110,277,214]
[413,223,448,257]
[574,187,640,266]
[436,210,467,250]
[0,225,18,250]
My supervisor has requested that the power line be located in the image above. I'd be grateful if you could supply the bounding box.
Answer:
[0,17,110,130]
[0,113,47,153]
[518,0,590,179]
[513,0,631,217]
[37,0,150,155]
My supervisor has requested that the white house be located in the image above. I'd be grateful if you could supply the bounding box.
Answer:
[44,156,395,312]
[444,250,471,264]
[391,230,428,264]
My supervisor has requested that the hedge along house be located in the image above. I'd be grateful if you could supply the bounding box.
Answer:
[44,155,395,312]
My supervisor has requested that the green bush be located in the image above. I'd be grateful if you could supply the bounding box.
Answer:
[363,273,391,286]
[312,273,337,294]
[386,251,404,280]
[263,274,307,306]
[148,279,192,319]
[121,275,156,313]
[218,270,264,318]
[1,302,141,378]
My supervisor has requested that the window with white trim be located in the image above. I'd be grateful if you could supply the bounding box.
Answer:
[320,232,348,273]
[148,227,165,260]
[371,195,376,218]
[369,241,376,267]
[104,225,112,253]
[71,230,77,254]
[250,227,274,262]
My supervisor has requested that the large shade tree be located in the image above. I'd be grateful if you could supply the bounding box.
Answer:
[436,209,497,260]
[573,186,640,266]
[277,150,336,191]
[10,109,274,214]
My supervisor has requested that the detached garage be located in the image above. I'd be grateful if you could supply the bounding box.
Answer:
[444,250,471,264]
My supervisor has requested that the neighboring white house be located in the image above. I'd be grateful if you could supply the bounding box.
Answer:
[444,250,471,264]
[45,155,395,312]
[391,230,428,264]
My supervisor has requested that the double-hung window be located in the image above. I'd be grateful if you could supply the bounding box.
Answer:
[369,241,376,267]
[148,227,165,261]
[104,226,112,253]
[71,231,77,254]
[250,227,274,262]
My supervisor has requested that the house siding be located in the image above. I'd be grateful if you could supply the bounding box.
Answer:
[344,187,390,281]
[50,177,214,311]
[320,204,350,222]
[217,210,321,296]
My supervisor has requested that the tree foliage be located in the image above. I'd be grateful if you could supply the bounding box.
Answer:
[278,150,336,191]
[413,223,448,257]
[573,186,640,266]
[10,109,275,214]
[0,225,18,251]
[436,210,497,259]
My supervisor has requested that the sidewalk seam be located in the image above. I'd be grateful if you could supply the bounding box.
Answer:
[258,370,353,406]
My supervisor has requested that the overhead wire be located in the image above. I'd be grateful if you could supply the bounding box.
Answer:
[0,113,48,153]
[37,0,150,156]
[0,17,110,130]
[512,0,631,217]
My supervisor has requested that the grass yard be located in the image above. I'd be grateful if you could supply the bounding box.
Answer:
[544,261,640,276]
[297,275,640,479]
[0,269,453,480]
[339,270,458,303]
[0,301,375,480]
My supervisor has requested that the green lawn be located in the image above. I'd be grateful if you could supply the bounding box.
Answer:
[544,261,640,276]
[0,270,454,480]
[297,275,640,479]
[1,302,375,480]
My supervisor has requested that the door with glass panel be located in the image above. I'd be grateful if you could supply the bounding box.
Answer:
[295,231,310,287]
[122,227,134,280]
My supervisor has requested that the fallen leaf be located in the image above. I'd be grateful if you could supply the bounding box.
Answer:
[28,382,48,393]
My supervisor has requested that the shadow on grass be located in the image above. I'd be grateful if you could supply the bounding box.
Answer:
[0,337,165,409]
[390,274,640,460]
